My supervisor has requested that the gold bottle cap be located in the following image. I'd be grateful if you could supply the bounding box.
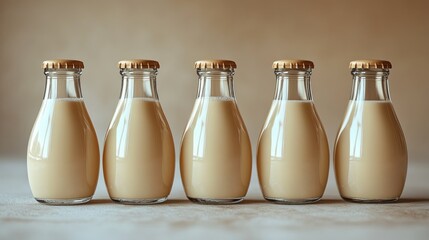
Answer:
[118,60,160,69]
[194,60,237,69]
[42,59,84,69]
[272,60,314,69]
[349,60,392,69]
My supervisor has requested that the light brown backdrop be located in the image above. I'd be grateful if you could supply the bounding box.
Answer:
[0,0,428,162]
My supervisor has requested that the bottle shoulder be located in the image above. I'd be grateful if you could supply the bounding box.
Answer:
[106,98,171,134]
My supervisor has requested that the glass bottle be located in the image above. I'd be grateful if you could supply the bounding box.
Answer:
[180,60,252,204]
[103,60,175,205]
[27,59,100,205]
[257,60,329,204]
[334,60,407,203]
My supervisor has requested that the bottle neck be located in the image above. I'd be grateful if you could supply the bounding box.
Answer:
[274,69,313,101]
[196,69,235,99]
[44,69,83,99]
[119,69,159,100]
[350,69,391,101]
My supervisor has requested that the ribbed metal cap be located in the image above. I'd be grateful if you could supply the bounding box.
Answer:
[42,59,84,69]
[272,60,314,69]
[118,60,160,69]
[194,60,236,69]
[349,60,392,69]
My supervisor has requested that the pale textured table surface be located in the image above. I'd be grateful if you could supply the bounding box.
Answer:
[1,158,428,240]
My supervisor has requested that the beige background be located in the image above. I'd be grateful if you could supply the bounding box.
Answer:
[0,0,428,162]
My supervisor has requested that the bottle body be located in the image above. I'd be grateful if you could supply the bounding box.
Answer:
[180,61,252,204]
[334,61,407,203]
[103,62,175,204]
[257,62,329,204]
[181,97,252,202]
[27,61,99,205]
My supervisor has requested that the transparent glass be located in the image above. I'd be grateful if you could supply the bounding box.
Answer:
[27,68,99,205]
[273,69,313,100]
[257,68,329,204]
[180,68,252,204]
[103,68,175,205]
[334,69,408,203]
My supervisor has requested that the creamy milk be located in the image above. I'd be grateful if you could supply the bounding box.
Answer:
[103,98,175,200]
[27,99,99,200]
[334,101,407,201]
[257,100,329,202]
[180,97,252,200]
